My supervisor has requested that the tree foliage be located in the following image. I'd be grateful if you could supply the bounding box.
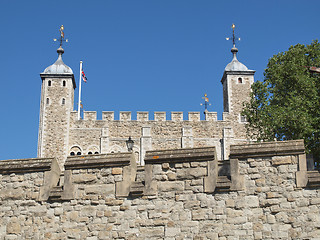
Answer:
[243,40,320,167]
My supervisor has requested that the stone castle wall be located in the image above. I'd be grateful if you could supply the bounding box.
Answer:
[1,140,319,239]
[68,110,248,163]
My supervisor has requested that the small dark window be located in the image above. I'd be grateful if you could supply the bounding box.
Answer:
[70,152,75,156]
[63,81,66,87]
[77,152,81,155]
[62,98,65,105]
[48,80,51,86]
[240,115,247,122]
[94,152,99,154]
[111,151,114,153]
[238,77,243,83]
[88,152,92,155]
[46,98,49,104]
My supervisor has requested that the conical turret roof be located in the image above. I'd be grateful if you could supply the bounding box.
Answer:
[225,47,249,72]
[42,47,73,74]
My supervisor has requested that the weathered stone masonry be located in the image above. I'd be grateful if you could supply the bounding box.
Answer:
[1,140,320,239]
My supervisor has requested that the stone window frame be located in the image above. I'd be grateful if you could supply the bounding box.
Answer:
[86,144,100,155]
[63,80,66,87]
[237,77,243,84]
[48,80,51,87]
[46,98,50,105]
[239,114,247,123]
[69,145,82,156]
[62,98,65,105]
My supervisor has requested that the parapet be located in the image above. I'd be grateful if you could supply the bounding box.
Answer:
[0,157,55,174]
[230,139,305,159]
[79,111,219,121]
[145,147,216,163]
[64,152,133,170]
[1,141,319,240]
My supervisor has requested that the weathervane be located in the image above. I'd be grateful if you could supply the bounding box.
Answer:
[226,23,240,48]
[54,25,68,47]
[200,93,211,115]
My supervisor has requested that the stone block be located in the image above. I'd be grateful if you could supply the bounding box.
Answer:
[0,189,24,200]
[177,168,207,179]
[6,219,21,234]
[165,227,181,237]
[184,200,200,209]
[225,199,235,208]
[167,172,177,181]
[272,156,292,165]
[192,209,206,220]
[54,208,63,216]
[158,182,184,192]
[85,184,115,195]
[310,198,320,205]
[140,227,164,237]
[162,163,170,169]
[190,162,199,167]
[73,174,97,184]
[266,192,277,199]
[245,196,259,207]
[112,168,122,175]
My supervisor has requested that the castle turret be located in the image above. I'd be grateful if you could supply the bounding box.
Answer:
[221,25,255,121]
[38,43,76,166]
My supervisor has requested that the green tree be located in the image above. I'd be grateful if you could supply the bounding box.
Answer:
[242,40,320,168]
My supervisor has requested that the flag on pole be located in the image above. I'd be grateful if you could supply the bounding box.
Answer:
[81,70,87,83]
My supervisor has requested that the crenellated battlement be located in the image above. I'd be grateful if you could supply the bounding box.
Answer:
[71,110,219,122]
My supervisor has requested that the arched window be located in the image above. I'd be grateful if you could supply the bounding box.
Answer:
[63,80,66,87]
[88,152,92,155]
[238,77,243,84]
[62,98,65,105]
[70,146,82,156]
[94,152,99,154]
[46,98,49,104]
[48,80,51,86]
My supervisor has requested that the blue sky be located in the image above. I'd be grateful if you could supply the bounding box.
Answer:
[1,0,319,160]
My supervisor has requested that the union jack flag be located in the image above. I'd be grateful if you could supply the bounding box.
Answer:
[82,70,87,83]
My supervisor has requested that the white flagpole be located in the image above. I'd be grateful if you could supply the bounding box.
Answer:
[77,61,83,120]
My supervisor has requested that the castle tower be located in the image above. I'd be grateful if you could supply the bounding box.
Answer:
[221,25,255,120]
[220,25,255,160]
[38,44,76,166]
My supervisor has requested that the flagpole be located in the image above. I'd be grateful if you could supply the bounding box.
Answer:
[77,61,83,120]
